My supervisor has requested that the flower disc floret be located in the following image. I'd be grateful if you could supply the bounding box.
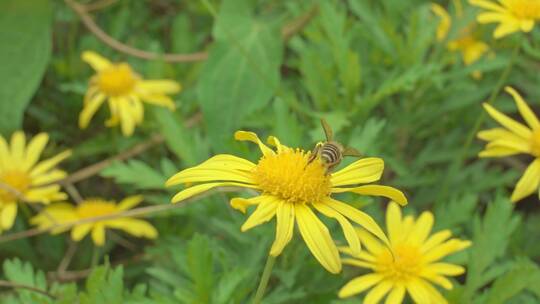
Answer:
[95,64,138,96]
[253,148,331,204]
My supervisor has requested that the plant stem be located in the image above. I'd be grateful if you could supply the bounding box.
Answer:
[251,255,276,304]
[439,42,521,200]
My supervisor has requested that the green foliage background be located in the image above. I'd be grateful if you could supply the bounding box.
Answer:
[1,0,540,303]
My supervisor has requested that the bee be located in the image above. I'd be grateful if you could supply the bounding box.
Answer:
[307,119,362,173]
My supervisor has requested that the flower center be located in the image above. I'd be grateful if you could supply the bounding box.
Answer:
[376,243,422,282]
[252,148,331,204]
[507,0,540,19]
[96,63,138,96]
[76,200,118,219]
[0,171,31,202]
[530,129,540,157]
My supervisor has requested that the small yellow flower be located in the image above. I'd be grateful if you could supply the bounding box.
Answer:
[0,131,70,232]
[432,3,490,69]
[470,0,540,38]
[80,51,182,136]
[166,131,407,273]
[478,86,540,202]
[31,195,157,246]
[338,203,471,304]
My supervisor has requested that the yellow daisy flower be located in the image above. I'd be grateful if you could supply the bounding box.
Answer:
[338,202,471,304]
[478,86,540,202]
[30,195,157,246]
[80,51,182,136]
[166,131,408,274]
[432,3,489,70]
[470,0,540,38]
[0,131,70,232]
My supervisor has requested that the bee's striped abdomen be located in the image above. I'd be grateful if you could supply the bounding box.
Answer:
[321,143,341,164]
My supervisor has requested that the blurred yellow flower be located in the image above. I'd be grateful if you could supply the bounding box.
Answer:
[432,3,489,72]
[31,196,157,246]
[166,131,407,273]
[431,3,452,41]
[470,0,540,38]
[80,51,182,136]
[0,132,70,232]
[478,86,540,202]
[339,202,471,304]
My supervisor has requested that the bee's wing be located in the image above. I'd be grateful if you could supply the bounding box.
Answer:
[343,146,362,157]
[320,118,334,141]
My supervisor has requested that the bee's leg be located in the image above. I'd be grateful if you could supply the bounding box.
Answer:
[324,160,339,175]
[307,143,322,166]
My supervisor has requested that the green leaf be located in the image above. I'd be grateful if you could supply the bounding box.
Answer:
[80,264,124,304]
[462,195,520,301]
[485,258,540,304]
[0,0,51,135]
[2,258,51,303]
[100,160,166,190]
[197,0,283,148]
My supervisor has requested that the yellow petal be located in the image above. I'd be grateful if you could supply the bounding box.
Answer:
[266,136,284,153]
[341,258,375,269]
[81,51,112,71]
[493,20,521,39]
[356,228,386,256]
[138,80,181,94]
[91,224,106,246]
[167,166,253,185]
[421,230,452,253]
[478,146,521,157]
[117,195,144,210]
[386,202,402,244]
[71,223,92,242]
[166,154,256,186]
[79,93,106,129]
[139,94,176,111]
[23,133,49,170]
[0,135,10,169]
[25,185,66,204]
[423,263,466,276]
[30,150,72,177]
[269,201,295,256]
[312,202,361,255]
[505,86,540,130]
[406,211,434,245]
[430,3,451,41]
[423,239,472,263]
[118,99,136,136]
[406,278,432,304]
[332,185,407,206]
[324,197,390,247]
[171,181,258,203]
[364,280,393,304]
[477,127,525,142]
[519,19,534,32]
[1,203,17,230]
[295,204,341,274]
[230,196,262,213]
[482,103,532,138]
[31,170,67,186]
[234,131,274,157]
[107,218,158,239]
[10,131,26,167]
[511,159,540,203]
[331,158,384,187]
[485,138,530,153]
[240,196,278,231]
[385,285,406,304]
[338,273,384,298]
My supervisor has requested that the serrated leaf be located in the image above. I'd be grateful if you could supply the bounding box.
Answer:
[0,0,51,135]
[100,160,166,190]
[2,258,51,303]
[485,259,540,304]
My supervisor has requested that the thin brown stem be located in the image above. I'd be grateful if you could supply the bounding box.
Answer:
[83,0,118,12]
[60,112,202,185]
[64,182,84,204]
[64,0,317,63]
[64,0,208,62]
[0,187,242,243]
[57,241,78,275]
[0,280,55,299]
